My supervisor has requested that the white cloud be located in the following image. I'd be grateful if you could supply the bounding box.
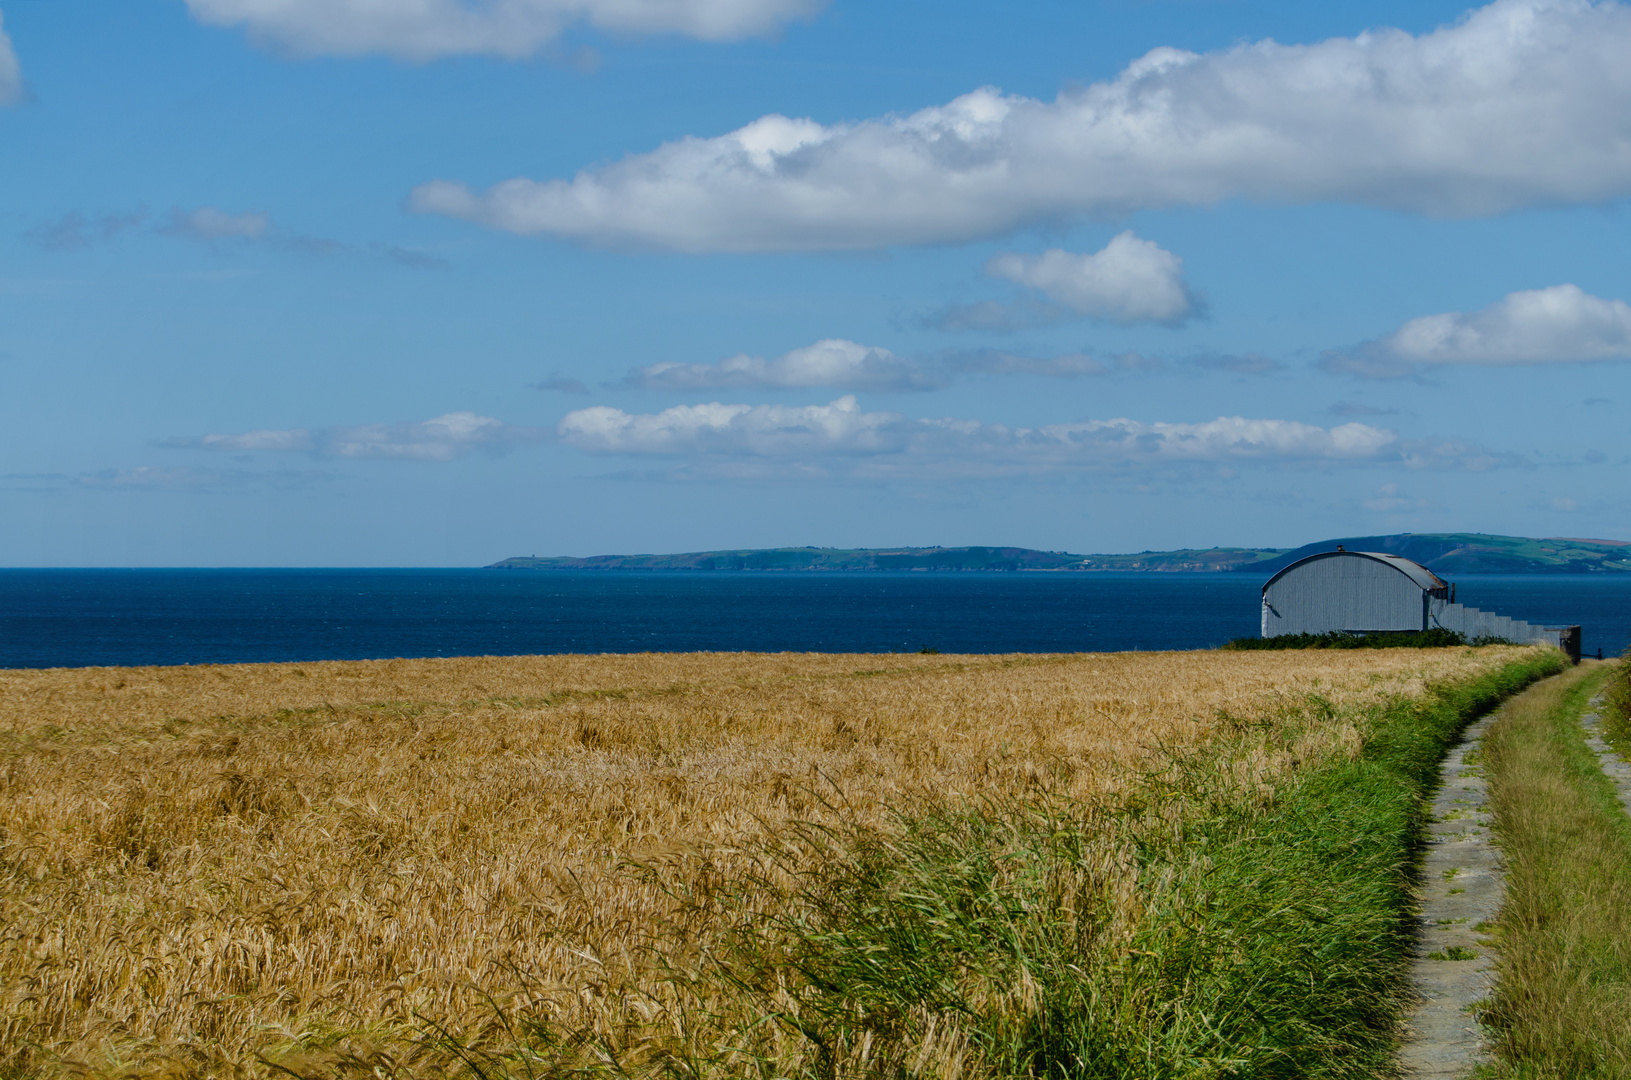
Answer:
[986,233,1194,324]
[317,413,547,459]
[627,338,942,392]
[161,207,271,240]
[183,0,823,60]
[554,396,1487,478]
[1390,284,1631,363]
[1325,284,1631,376]
[625,341,1165,393]
[412,0,1631,252]
[560,397,905,456]
[0,9,22,106]
[168,412,548,461]
[191,428,315,453]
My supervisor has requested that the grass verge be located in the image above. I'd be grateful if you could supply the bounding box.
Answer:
[1602,646,1631,753]
[1481,659,1631,1077]
[416,650,1566,1080]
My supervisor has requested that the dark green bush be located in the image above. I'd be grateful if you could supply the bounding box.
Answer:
[1224,628,1492,651]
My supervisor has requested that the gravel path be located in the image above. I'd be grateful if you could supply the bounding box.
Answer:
[1398,711,1506,1079]
[1581,694,1631,815]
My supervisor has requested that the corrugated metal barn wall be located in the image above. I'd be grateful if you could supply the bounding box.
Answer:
[1262,555,1427,635]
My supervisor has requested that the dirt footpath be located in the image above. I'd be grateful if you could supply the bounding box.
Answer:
[1398,711,1505,1078]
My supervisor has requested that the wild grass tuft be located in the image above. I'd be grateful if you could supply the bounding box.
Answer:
[1602,644,1631,753]
[1482,660,1631,1078]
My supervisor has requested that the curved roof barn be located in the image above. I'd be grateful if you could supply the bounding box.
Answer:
[1262,549,1446,637]
[1259,547,1577,657]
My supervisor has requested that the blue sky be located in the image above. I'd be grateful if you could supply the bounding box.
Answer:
[3,0,1630,565]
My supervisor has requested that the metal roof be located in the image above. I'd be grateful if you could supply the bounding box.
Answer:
[1262,549,1447,594]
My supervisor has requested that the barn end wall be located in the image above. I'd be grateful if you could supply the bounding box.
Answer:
[1262,553,1429,635]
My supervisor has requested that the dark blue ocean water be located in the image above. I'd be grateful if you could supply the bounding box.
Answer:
[1,569,1627,670]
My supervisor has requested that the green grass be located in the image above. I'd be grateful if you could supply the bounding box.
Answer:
[1602,648,1631,755]
[1481,660,1631,1077]
[1428,946,1480,962]
[644,654,1561,1080]
[705,653,1563,1080]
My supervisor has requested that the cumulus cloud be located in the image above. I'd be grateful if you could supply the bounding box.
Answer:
[623,342,1165,392]
[553,395,1494,478]
[1325,284,1631,377]
[0,10,22,106]
[412,0,1631,252]
[561,397,905,457]
[626,338,942,392]
[986,233,1195,325]
[183,0,823,60]
[165,412,548,461]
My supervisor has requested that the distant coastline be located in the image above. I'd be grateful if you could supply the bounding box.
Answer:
[489,532,1631,576]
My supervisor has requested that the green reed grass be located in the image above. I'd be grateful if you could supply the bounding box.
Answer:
[1602,645,1631,754]
[1482,660,1631,1078]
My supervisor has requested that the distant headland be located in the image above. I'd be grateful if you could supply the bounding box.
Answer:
[489,533,1631,575]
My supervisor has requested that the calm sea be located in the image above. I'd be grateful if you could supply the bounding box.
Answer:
[1,569,1627,670]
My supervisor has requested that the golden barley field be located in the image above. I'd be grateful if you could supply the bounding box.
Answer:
[0,647,1534,1077]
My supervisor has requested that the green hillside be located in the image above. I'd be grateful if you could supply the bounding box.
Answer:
[488,546,1088,572]
[1069,547,1289,571]
[489,534,1631,574]
[1248,533,1631,575]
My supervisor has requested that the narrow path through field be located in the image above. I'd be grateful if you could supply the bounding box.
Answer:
[1398,710,1506,1079]
[1581,694,1631,815]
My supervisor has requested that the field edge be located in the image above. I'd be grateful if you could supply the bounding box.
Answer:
[414,650,1570,1080]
